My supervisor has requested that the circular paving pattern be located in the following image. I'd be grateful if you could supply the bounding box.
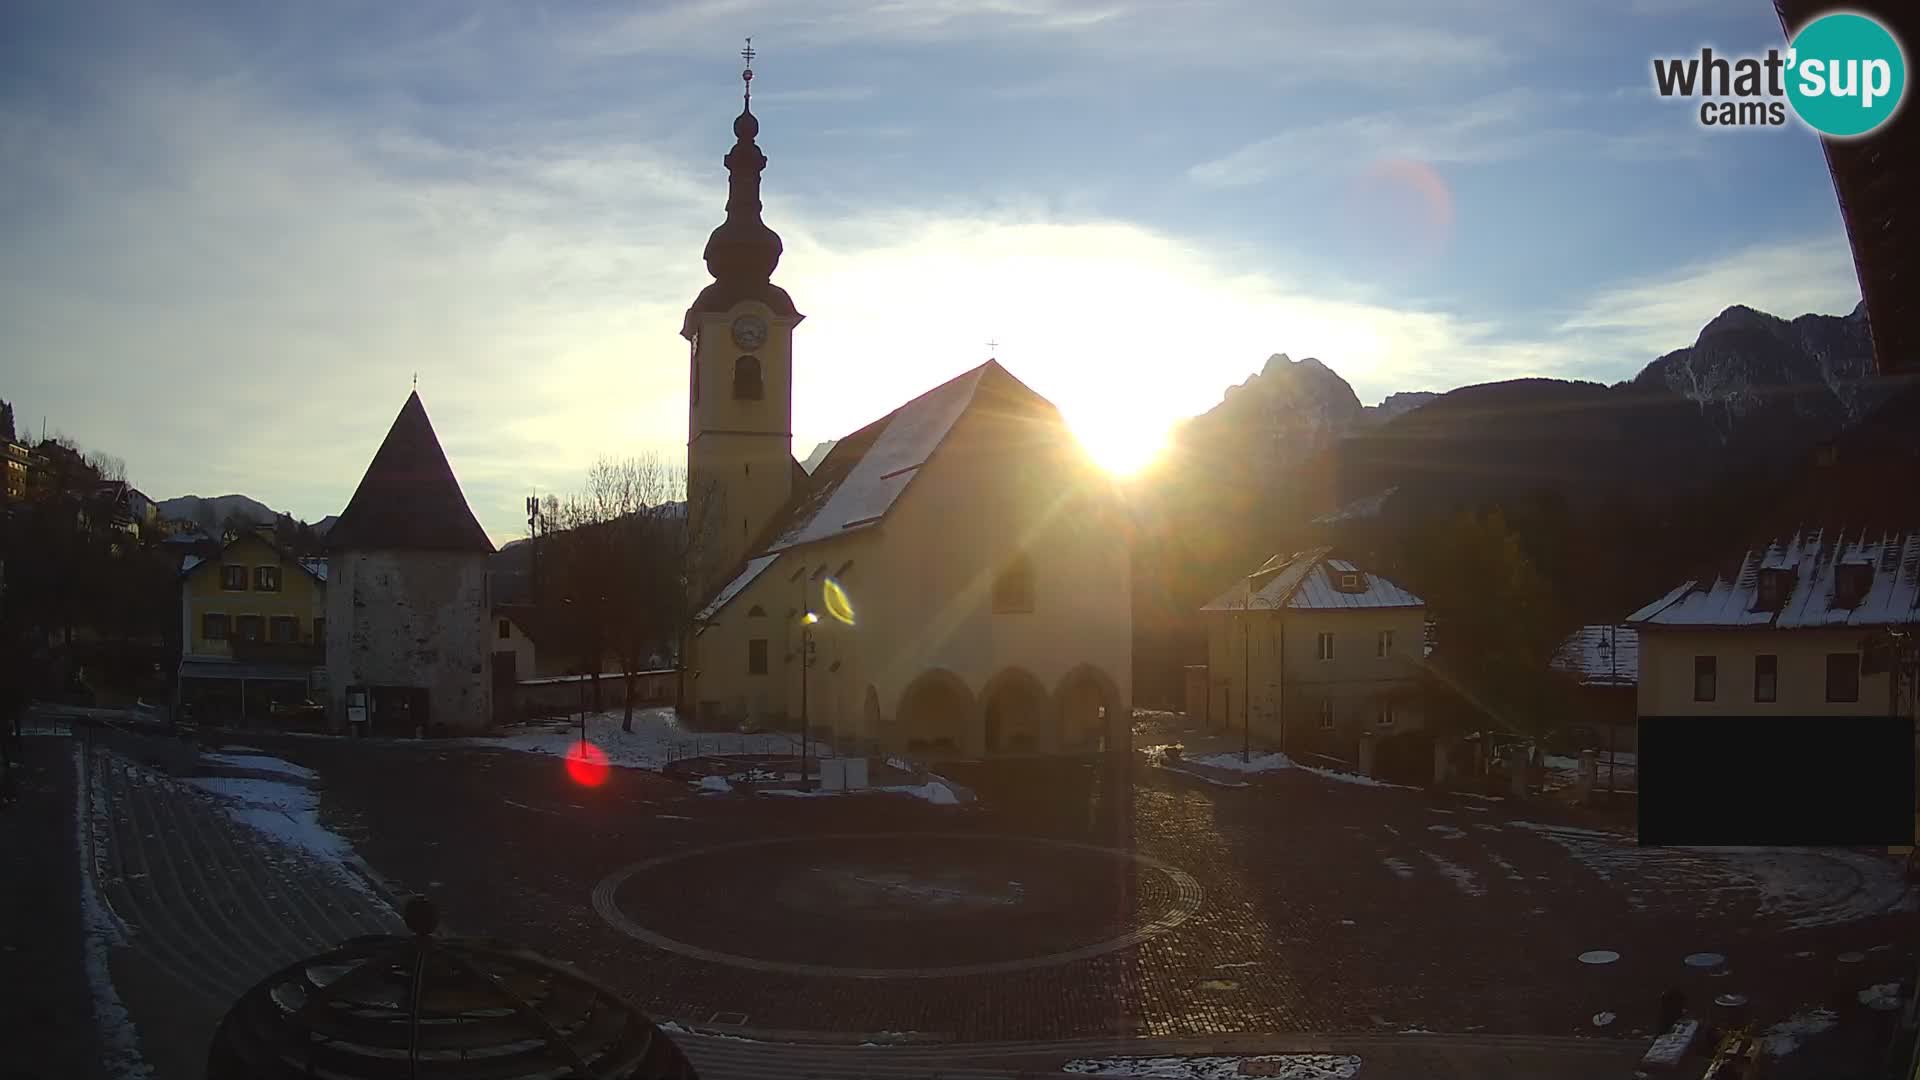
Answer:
[591,832,1204,978]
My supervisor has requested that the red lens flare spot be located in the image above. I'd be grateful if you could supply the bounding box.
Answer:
[565,740,610,787]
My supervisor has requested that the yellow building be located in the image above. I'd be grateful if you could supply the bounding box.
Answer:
[1626,527,1919,719]
[1200,549,1428,759]
[682,68,1131,758]
[176,529,329,724]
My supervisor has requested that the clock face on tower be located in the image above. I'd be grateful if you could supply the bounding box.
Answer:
[730,314,769,351]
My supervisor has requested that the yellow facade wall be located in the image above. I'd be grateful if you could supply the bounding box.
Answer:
[180,535,327,659]
[1637,627,1907,716]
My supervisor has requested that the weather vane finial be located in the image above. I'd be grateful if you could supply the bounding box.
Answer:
[741,37,755,108]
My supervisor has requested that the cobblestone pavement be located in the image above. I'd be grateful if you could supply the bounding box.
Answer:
[68,724,403,1079]
[54,722,1920,1078]
[206,731,1918,1044]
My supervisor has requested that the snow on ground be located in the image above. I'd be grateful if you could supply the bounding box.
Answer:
[75,749,155,1080]
[694,775,733,794]
[1542,752,1637,790]
[1382,857,1415,879]
[754,780,964,805]
[1426,824,1466,840]
[1422,851,1486,897]
[466,707,832,773]
[1511,822,1915,929]
[182,763,380,901]
[1859,983,1905,1010]
[1062,1054,1363,1080]
[201,751,319,781]
[1187,750,1412,789]
[1761,1008,1837,1057]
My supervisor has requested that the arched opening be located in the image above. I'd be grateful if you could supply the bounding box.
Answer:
[980,668,1048,754]
[862,685,882,752]
[896,670,972,758]
[733,355,763,400]
[1056,665,1125,754]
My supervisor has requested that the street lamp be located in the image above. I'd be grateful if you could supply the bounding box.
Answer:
[800,610,818,790]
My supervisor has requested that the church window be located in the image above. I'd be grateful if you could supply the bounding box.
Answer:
[992,555,1035,614]
[498,619,511,640]
[690,340,700,404]
[748,638,769,675]
[733,356,763,400]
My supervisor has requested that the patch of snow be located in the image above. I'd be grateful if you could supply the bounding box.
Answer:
[1761,1008,1837,1056]
[1485,852,1524,881]
[201,753,320,776]
[465,708,831,773]
[882,781,961,805]
[75,750,155,1080]
[1426,825,1466,840]
[1859,982,1904,1011]
[656,814,692,821]
[1578,950,1620,965]
[694,775,733,794]
[1642,1018,1699,1069]
[1422,851,1485,897]
[1684,952,1726,969]
[1062,1054,1362,1080]
[182,773,378,900]
[1382,857,1416,880]
[1592,1011,1616,1027]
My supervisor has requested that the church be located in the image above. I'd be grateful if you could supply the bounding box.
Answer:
[682,54,1132,758]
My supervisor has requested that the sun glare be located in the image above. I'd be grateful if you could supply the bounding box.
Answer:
[1071,413,1167,478]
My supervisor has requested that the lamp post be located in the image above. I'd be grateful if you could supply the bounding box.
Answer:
[800,611,818,790]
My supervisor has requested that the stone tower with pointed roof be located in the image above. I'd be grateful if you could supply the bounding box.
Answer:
[682,46,805,603]
[326,392,498,733]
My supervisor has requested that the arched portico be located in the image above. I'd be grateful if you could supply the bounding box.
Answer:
[895,669,973,758]
[1055,664,1127,754]
[980,667,1050,755]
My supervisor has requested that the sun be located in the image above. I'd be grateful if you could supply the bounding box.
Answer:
[1071,413,1167,478]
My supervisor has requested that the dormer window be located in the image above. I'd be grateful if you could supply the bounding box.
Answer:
[1753,568,1793,612]
[1833,563,1874,609]
[1340,573,1361,590]
[733,355,763,400]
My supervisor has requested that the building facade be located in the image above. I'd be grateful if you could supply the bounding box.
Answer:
[682,70,1131,758]
[1200,549,1428,759]
[1626,527,1918,720]
[175,530,328,723]
[325,392,496,734]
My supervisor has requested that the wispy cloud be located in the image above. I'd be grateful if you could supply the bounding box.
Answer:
[1189,89,1706,187]
[1557,233,1862,363]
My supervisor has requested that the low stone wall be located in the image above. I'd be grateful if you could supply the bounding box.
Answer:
[513,669,676,718]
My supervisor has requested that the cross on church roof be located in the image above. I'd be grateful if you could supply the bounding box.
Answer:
[741,37,755,106]
[987,339,998,356]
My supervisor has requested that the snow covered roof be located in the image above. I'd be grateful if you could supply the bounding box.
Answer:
[179,555,203,576]
[767,363,998,553]
[697,553,781,621]
[1552,624,1639,687]
[1202,549,1424,612]
[1627,527,1920,629]
[299,557,328,582]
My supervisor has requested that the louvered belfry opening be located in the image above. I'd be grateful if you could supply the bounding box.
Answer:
[207,899,698,1080]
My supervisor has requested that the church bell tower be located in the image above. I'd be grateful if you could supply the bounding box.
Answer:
[683,40,802,597]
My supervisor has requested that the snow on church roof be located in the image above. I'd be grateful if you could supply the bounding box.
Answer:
[767,362,997,553]
[1626,527,1920,629]
[696,553,780,622]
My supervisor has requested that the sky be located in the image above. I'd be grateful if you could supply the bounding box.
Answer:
[0,0,1869,546]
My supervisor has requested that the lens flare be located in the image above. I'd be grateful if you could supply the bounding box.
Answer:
[565,739,610,787]
[822,577,857,625]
